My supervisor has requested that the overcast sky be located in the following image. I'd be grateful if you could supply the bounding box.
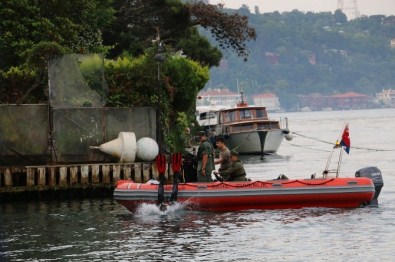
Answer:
[210,0,395,17]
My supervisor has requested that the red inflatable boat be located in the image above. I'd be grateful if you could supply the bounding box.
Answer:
[114,166,383,212]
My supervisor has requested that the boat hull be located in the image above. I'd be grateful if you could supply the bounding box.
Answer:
[224,129,285,154]
[114,178,375,212]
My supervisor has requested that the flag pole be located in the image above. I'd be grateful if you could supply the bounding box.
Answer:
[336,146,343,177]
[336,122,349,177]
[323,123,349,178]
[323,145,335,178]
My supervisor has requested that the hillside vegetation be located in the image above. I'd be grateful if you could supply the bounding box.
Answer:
[207,7,395,109]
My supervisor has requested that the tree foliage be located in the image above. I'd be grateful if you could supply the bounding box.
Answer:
[105,50,209,150]
[187,2,256,61]
[102,0,256,63]
[0,0,114,69]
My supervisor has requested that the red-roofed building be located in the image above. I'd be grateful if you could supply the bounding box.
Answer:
[297,92,370,110]
[197,88,241,107]
[252,93,281,112]
[327,92,369,109]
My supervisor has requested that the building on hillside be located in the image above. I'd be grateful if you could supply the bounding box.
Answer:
[197,88,241,107]
[376,89,395,106]
[297,92,370,111]
[252,93,282,112]
[327,92,370,109]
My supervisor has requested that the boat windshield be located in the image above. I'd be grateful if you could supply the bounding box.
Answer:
[225,111,236,122]
[256,109,268,119]
[240,109,252,119]
[200,111,216,120]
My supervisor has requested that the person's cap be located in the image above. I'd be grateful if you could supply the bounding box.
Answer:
[197,131,206,137]
[230,150,239,156]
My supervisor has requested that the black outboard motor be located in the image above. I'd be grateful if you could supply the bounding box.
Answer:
[355,167,384,207]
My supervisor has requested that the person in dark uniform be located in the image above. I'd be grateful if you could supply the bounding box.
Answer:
[196,131,214,182]
[214,150,247,182]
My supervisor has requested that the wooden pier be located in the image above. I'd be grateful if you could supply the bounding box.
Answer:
[0,162,173,201]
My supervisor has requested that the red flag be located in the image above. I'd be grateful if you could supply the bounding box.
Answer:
[340,124,350,154]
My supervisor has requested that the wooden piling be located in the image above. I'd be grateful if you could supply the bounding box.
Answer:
[27,168,35,187]
[4,168,12,187]
[38,167,46,186]
[143,163,151,181]
[102,165,111,184]
[59,167,67,186]
[123,165,131,180]
[70,166,78,185]
[110,165,119,184]
[92,165,100,184]
[134,164,142,183]
[81,165,89,185]
[48,167,56,187]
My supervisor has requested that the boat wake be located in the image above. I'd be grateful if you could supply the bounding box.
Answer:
[135,202,185,216]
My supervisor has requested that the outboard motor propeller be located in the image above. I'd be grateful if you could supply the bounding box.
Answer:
[355,167,383,207]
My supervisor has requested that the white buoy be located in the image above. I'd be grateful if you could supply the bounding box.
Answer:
[285,133,294,141]
[93,132,137,163]
[136,137,159,161]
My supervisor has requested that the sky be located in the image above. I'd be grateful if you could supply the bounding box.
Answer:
[210,0,395,18]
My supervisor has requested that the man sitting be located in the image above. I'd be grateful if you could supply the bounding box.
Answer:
[214,150,247,182]
[214,136,231,172]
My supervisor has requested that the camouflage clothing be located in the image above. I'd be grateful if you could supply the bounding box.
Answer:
[218,160,247,182]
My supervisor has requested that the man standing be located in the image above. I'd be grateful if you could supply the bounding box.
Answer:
[214,150,247,182]
[214,136,231,172]
[196,131,214,182]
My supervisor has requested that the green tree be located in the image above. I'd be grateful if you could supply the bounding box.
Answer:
[0,0,114,69]
[0,0,114,103]
[102,0,256,63]
[105,50,209,150]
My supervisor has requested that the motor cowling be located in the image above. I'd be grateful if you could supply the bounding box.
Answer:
[355,166,383,207]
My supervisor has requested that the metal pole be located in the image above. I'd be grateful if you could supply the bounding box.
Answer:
[154,29,165,153]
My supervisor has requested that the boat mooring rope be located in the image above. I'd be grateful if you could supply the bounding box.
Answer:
[180,178,336,189]
[290,131,395,152]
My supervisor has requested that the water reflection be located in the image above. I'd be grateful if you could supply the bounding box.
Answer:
[1,195,394,261]
[238,153,292,164]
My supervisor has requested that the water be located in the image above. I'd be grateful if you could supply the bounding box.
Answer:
[1,108,394,261]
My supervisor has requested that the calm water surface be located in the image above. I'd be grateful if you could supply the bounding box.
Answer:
[1,108,394,261]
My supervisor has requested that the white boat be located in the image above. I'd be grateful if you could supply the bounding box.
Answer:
[215,101,292,154]
[196,100,292,155]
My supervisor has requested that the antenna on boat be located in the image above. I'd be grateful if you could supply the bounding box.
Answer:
[237,81,248,107]
[240,86,245,105]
